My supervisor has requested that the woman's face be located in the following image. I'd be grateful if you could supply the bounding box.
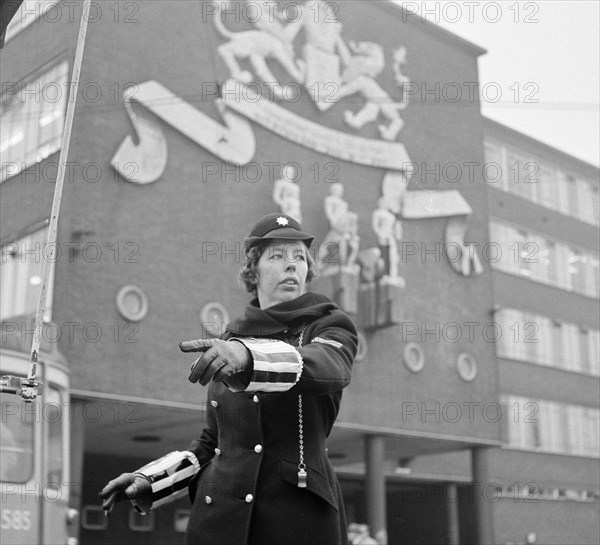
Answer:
[256,240,308,309]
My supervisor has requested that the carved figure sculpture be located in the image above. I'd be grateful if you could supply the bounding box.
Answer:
[213,2,305,99]
[372,194,404,286]
[318,183,360,271]
[273,164,302,222]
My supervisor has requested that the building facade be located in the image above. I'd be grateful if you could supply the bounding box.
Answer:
[0,2,597,544]
[483,118,600,545]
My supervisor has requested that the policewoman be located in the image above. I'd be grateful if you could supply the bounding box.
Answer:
[100,213,358,545]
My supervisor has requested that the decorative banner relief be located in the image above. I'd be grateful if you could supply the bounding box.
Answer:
[111,80,256,181]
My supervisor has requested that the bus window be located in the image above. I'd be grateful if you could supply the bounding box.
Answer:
[46,387,63,485]
[0,392,34,482]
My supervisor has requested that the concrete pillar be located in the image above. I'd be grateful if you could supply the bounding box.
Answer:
[446,483,460,545]
[365,435,387,545]
[472,447,495,545]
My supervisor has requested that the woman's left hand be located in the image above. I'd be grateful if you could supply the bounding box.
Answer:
[180,339,251,386]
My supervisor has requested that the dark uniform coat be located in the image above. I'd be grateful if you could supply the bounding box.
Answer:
[183,292,358,545]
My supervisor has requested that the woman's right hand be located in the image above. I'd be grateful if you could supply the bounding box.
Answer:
[99,473,152,516]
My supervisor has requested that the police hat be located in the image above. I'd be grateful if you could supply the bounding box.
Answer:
[244,213,315,248]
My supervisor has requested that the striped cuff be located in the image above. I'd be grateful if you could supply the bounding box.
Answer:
[135,450,200,512]
[232,338,303,393]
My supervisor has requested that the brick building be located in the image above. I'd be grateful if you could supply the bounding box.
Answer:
[0,2,597,544]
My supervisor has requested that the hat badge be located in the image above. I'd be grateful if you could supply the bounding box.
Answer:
[276,216,289,226]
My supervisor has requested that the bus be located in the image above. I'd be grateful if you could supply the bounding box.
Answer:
[1,347,76,544]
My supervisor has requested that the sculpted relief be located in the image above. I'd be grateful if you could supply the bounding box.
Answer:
[111,0,481,282]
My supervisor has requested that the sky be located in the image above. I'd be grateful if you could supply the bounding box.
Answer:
[397,0,600,167]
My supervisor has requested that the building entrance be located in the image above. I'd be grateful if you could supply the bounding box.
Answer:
[342,480,476,545]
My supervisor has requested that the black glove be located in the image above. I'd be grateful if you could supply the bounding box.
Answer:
[179,338,251,387]
[99,473,152,516]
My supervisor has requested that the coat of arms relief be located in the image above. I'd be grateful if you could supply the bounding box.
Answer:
[111,0,482,306]
[212,0,408,140]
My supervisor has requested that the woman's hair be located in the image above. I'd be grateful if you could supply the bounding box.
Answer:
[238,241,317,294]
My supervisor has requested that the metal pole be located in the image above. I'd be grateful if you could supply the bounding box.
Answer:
[2,0,92,401]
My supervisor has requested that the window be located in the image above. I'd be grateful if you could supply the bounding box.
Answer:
[579,330,590,374]
[523,312,539,362]
[567,249,587,294]
[506,150,534,201]
[3,1,61,43]
[129,509,155,531]
[489,221,515,275]
[540,239,557,283]
[0,226,54,321]
[562,324,581,372]
[1,60,68,182]
[566,175,579,216]
[589,257,599,298]
[588,331,600,376]
[576,179,598,225]
[515,230,532,277]
[538,167,559,210]
[557,404,570,453]
[551,321,565,369]
[495,309,524,361]
[0,392,34,482]
[489,219,598,298]
[539,402,561,452]
[503,395,600,457]
[486,138,597,228]
[496,308,599,377]
[483,140,506,190]
[583,409,600,457]
[554,243,571,290]
[590,184,599,225]
[567,406,586,456]
[536,317,553,366]
[82,506,108,531]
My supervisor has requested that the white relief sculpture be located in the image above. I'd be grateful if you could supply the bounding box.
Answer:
[299,1,347,110]
[111,80,255,183]
[446,217,484,276]
[392,46,410,95]
[336,41,407,141]
[318,183,360,273]
[210,1,408,140]
[213,1,305,99]
[401,188,483,276]
[111,97,168,184]
[292,2,408,139]
[273,164,302,223]
[372,194,405,287]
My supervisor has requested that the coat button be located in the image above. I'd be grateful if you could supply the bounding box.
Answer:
[205,496,212,504]
[254,444,262,453]
[252,395,259,403]
[210,400,218,407]
[245,494,253,503]
[214,448,221,456]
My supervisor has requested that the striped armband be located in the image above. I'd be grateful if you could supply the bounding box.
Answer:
[311,336,343,349]
[232,338,303,393]
[135,450,200,511]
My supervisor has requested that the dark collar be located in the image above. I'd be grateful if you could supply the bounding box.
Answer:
[227,292,338,336]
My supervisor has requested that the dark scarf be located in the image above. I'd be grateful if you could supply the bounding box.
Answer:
[227,292,338,337]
